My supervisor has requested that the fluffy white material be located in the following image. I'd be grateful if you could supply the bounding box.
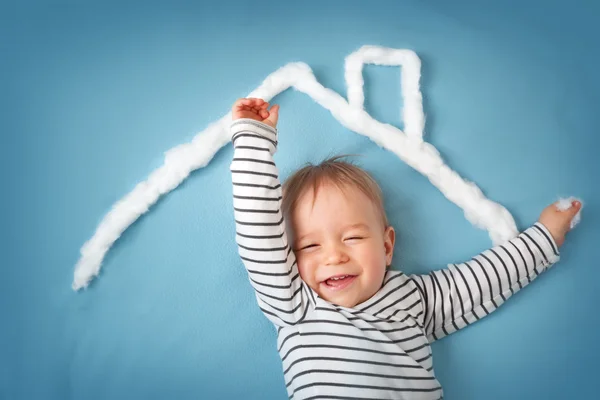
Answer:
[71,45,576,291]
[556,197,583,229]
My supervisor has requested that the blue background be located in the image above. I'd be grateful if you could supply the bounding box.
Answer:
[1,1,598,399]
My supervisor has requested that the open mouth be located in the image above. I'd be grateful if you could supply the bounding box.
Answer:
[322,275,357,291]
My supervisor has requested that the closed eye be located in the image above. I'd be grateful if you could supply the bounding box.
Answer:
[345,236,364,241]
[300,244,318,250]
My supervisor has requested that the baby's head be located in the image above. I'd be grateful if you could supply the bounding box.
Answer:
[282,156,395,308]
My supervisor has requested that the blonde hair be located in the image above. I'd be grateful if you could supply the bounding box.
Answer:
[282,155,389,227]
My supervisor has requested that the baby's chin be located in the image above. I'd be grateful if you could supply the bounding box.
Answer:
[317,289,372,309]
[307,278,381,308]
[307,276,385,309]
[321,295,357,308]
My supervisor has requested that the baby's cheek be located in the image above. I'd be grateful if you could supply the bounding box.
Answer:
[296,258,316,286]
[366,254,387,284]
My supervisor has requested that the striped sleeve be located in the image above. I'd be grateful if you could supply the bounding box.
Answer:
[230,118,310,327]
[410,223,560,342]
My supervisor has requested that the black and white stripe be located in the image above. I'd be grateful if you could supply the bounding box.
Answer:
[410,222,559,341]
[230,119,560,399]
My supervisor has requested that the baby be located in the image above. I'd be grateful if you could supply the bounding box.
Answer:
[229,98,581,399]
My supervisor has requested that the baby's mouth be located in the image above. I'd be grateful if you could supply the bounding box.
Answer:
[322,275,357,291]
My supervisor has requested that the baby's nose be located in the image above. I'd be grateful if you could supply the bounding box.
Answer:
[324,246,350,265]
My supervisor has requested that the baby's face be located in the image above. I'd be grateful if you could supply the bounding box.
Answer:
[290,183,395,308]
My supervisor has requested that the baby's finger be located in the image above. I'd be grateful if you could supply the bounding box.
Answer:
[555,197,583,230]
[265,104,279,127]
[250,100,268,112]
[259,109,269,118]
[567,201,582,225]
[233,98,247,108]
[235,99,257,111]
[252,102,268,113]
[247,98,265,106]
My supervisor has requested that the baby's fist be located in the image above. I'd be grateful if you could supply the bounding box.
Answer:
[538,200,582,247]
[232,98,279,128]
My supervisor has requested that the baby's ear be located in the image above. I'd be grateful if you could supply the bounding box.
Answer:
[384,226,395,266]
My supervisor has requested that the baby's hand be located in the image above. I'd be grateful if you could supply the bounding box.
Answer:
[232,98,279,128]
[538,200,582,247]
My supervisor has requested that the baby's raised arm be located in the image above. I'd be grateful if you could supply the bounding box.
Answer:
[230,98,312,327]
[410,201,581,341]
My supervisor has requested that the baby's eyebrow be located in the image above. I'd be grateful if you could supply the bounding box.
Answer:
[294,223,370,244]
[345,223,370,231]
[294,233,314,243]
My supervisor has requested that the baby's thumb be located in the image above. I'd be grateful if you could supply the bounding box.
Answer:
[266,104,279,127]
[570,200,582,214]
[556,197,583,229]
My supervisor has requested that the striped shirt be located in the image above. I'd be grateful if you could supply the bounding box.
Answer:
[230,118,560,400]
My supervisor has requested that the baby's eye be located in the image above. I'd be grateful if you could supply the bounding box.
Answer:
[345,236,364,241]
[300,243,318,251]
